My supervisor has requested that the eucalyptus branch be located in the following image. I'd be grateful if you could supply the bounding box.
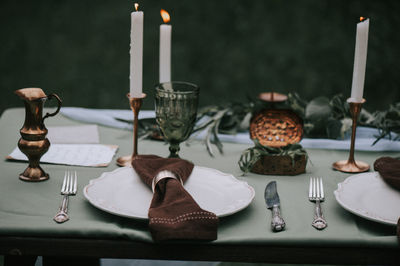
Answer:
[133,94,399,156]
[191,102,252,156]
[370,103,400,144]
[192,109,229,156]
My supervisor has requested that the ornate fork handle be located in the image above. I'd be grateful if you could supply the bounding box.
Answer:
[53,195,70,223]
[312,199,327,230]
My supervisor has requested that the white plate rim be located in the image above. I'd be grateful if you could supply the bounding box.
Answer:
[84,167,147,219]
[334,171,399,226]
[83,166,255,220]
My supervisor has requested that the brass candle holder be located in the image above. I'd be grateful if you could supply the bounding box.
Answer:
[15,88,62,181]
[332,98,370,173]
[116,93,146,167]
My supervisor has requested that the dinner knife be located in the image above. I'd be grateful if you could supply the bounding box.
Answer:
[265,181,286,231]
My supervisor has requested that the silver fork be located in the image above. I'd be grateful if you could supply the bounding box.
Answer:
[53,171,77,223]
[308,177,327,230]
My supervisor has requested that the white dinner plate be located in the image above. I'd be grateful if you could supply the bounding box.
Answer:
[83,166,255,219]
[334,172,400,225]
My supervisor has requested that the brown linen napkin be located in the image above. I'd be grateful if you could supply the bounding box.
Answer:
[131,154,218,242]
[374,157,400,241]
[374,157,400,190]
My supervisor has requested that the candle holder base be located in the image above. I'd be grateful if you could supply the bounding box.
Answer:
[332,160,370,173]
[116,155,134,167]
[116,93,146,167]
[19,166,49,182]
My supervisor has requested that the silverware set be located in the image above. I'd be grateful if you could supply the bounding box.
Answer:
[53,170,327,231]
[265,177,327,232]
[53,171,78,223]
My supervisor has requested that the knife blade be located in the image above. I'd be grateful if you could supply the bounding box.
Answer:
[265,181,286,231]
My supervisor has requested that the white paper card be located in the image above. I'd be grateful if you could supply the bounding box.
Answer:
[47,125,100,144]
[8,144,118,167]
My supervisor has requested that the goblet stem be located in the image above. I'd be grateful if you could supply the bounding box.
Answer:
[168,143,181,158]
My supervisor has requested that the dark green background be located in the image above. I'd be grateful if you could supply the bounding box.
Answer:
[1,0,399,116]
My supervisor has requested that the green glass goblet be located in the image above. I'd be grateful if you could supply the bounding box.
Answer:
[155,81,199,158]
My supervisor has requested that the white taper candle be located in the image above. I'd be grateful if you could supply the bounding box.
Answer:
[159,9,171,83]
[350,18,369,102]
[130,4,144,98]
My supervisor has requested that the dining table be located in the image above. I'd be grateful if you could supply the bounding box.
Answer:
[0,107,399,266]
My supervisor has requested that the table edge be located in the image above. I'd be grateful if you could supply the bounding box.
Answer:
[1,236,399,264]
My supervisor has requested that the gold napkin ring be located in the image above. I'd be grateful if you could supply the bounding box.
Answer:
[152,170,183,193]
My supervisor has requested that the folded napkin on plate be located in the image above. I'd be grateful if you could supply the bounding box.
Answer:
[374,157,400,190]
[374,156,400,240]
[131,155,218,242]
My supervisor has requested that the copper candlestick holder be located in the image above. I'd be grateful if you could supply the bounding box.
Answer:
[15,88,62,181]
[116,93,146,167]
[332,98,370,173]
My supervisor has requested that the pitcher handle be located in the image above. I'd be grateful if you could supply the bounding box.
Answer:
[43,93,62,121]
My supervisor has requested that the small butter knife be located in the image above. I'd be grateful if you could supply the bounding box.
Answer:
[265,181,286,231]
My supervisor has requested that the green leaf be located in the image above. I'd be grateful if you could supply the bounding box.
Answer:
[305,97,331,121]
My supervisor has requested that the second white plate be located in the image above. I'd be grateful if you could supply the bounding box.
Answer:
[84,166,255,219]
[334,172,400,225]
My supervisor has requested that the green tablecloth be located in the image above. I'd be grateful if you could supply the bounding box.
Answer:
[0,108,398,248]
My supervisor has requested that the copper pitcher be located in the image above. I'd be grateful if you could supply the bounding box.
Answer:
[15,88,62,181]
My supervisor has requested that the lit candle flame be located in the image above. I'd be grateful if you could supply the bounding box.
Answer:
[160,9,170,23]
[134,3,139,11]
[360,16,366,22]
